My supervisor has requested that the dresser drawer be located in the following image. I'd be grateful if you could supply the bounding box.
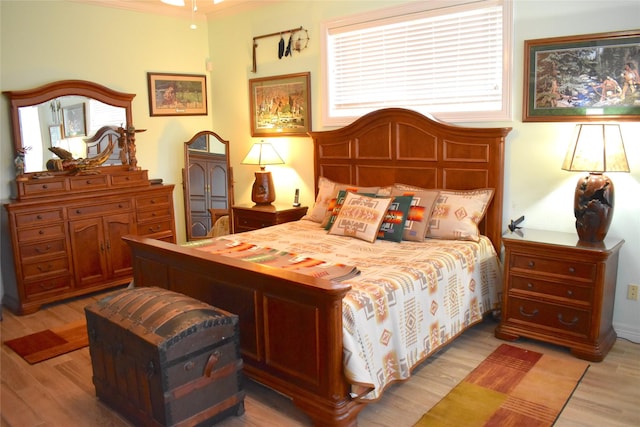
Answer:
[505,296,591,338]
[22,257,70,282]
[137,219,174,236]
[20,238,68,261]
[68,200,132,218]
[19,179,68,197]
[69,175,109,191]
[137,192,172,209]
[111,170,148,187]
[510,253,595,281]
[137,207,172,222]
[509,275,593,305]
[17,223,66,242]
[15,208,64,227]
[24,275,71,298]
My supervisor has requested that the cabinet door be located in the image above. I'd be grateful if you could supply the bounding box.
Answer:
[188,160,209,237]
[69,217,108,288]
[104,212,135,279]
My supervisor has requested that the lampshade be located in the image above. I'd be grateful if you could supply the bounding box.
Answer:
[562,124,630,243]
[241,141,284,170]
[241,141,284,205]
[161,0,185,6]
[562,124,630,173]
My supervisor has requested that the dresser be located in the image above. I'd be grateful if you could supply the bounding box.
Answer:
[2,168,176,315]
[495,228,624,362]
[232,203,307,233]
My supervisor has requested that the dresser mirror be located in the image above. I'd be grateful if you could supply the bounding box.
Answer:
[183,131,234,240]
[4,80,136,176]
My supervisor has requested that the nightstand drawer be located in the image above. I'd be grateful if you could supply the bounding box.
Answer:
[236,215,271,230]
[505,297,591,337]
[511,253,595,281]
[509,275,593,304]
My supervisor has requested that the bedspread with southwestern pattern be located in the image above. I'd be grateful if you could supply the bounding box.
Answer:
[184,219,502,401]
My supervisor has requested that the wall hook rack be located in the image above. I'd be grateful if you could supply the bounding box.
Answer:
[252,26,305,73]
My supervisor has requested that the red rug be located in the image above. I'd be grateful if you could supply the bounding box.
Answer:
[4,320,88,364]
[414,343,590,426]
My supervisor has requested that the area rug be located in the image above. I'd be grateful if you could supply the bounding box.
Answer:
[4,319,88,364]
[414,343,590,427]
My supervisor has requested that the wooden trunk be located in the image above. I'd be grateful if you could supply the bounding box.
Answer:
[84,287,244,427]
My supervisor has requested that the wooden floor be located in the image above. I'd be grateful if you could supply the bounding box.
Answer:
[1,289,639,427]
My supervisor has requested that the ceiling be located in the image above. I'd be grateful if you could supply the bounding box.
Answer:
[69,0,279,20]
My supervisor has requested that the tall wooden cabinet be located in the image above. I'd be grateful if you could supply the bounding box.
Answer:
[186,152,230,238]
[2,168,176,315]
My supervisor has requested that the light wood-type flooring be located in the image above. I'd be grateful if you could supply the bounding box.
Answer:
[2,289,639,426]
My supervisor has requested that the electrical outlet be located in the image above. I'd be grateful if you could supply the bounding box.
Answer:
[628,284,639,301]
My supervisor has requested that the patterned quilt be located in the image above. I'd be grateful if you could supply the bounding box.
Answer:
[184,219,502,401]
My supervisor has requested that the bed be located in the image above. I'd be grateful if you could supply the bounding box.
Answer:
[124,108,512,426]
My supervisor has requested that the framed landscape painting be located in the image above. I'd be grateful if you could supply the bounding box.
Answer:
[523,30,640,122]
[147,73,207,116]
[249,72,311,137]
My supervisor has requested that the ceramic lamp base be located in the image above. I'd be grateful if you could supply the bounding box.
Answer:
[573,172,614,243]
[251,170,276,205]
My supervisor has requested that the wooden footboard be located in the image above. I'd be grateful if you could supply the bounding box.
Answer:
[124,235,365,426]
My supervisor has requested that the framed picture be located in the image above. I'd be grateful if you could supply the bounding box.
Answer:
[62,103,87,138]
[523,30,640,122]
[249,72,311,137]
[147,72,207,116]
[49,124,63,147]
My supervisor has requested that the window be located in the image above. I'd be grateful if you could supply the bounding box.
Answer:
[321,0,512,125]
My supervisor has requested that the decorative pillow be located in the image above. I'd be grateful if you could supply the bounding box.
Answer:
[390,188,440,242]
[324,190,377,230]
[328,192,392,243]
[426,189,494,242]
[302,177,380,224]
[377,195,413,242]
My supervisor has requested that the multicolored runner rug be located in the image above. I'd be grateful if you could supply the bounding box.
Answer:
[414,343,590,426]
[186,237,361,281]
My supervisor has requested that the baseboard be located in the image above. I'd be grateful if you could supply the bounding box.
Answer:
[614,321,640,344]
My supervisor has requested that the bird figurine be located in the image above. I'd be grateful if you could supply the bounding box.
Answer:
[47,141,115,175]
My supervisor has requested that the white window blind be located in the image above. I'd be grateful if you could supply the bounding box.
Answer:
[322,0,511,125]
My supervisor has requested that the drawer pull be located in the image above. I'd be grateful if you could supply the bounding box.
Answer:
[38,282,57,290]
[42,184,48,189]
[519,306,539,318]
[148,225,161,232]
[150,199,156,204]
[528,260,535,268]
[37,264,53,272]
[568,266,575,273]
[527,283,534,289]
[86,180,92,184]
[37,214,43,220]
[558,313,579,326]
[184,361,195,371]
[145,361,155,379]
[35,244,52,254]
[39,230,45,235]
[567,290,573,296]
[76,209,82,214]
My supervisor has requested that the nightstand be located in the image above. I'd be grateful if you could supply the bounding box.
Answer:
[232,203,308,233]
[495,228,624,362]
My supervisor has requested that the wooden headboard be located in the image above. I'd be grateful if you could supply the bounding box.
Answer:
[308,108,512,252]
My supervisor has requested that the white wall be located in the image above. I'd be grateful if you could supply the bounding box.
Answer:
[1,0,639,341]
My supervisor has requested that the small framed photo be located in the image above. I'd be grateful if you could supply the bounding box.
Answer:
[249,72,311,137]
[523,30,640,122]
[62,103,87,138]
[49,125,63,147]
[147,72,207,116]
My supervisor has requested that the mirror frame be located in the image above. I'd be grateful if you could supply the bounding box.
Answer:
[183,130,234,241]
[4,80,135,174]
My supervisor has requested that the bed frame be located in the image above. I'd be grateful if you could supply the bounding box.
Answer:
[124,108,511,426]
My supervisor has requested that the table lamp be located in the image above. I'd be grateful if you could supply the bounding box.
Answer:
[241,140,284,205]
[561,124,629,243]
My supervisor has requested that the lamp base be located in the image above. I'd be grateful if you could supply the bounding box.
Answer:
[573,172,614,243]
[251,170,276,205]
